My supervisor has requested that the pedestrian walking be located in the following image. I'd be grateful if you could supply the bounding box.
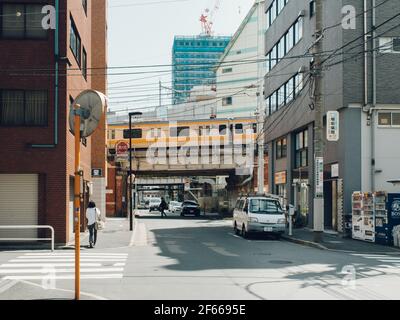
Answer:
[86,201,101,248]
[159,197,168,218]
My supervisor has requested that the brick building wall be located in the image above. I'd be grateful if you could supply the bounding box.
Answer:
[0,0,106,244]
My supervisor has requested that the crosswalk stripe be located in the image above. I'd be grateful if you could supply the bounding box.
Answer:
[1,263,102,268]
[0,268,124,274]
[0,252,128,281]
[16,256,127,259]
[3,274,123,280]
[11,259,127,263]
[24,253,128,257]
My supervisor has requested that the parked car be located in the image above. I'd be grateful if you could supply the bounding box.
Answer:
[138,200,147,209]
[169,201,183,214]
[149,197,162,212]
[233,195,286,239]
[181,200,201,217]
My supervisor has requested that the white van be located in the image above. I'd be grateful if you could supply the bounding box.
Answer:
[233,195,287,239]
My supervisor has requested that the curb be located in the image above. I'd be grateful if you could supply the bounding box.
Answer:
[281,235,328,250]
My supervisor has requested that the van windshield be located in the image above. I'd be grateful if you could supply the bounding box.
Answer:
[249,199,283,215]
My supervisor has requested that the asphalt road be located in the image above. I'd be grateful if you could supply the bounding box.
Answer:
[1,211,400,300]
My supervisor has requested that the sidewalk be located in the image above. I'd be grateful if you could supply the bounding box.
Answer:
[282,228,400,254]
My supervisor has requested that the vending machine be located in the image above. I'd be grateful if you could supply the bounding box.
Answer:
[352,192,364,241]
[375,193,400,245]
[352,192,375,242]
[362,192,375,242]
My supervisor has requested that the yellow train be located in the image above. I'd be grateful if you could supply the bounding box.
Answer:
[107,117,258,150]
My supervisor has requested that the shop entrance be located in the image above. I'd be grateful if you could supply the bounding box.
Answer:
[292,179,309,227]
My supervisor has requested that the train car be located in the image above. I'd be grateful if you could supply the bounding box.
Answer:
[107,117,258,152]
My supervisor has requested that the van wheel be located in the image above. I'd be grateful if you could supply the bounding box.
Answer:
[234,222,240,235]
[242,225,248,239]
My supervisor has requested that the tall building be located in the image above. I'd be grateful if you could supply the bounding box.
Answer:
[172,35,231,105]
[263,0,400,232]
[0,0,108,244]
[215,0,265,118]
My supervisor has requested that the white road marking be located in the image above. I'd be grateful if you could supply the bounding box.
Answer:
[1,263,102,267]
[11,259,127,263]
[350,253,400,267]
[24,253,128,257]
[3,274,123,280]
[165,241,186,254]
[202,242,238,257]
[228,233,242,239]
[0,279,18,294]
[113,263,126,267]
[0,268,124,274]
[0,252,128,281]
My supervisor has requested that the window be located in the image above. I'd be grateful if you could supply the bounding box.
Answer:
[0,90,48,126]
[82,47,87,79]
[278,86,285,108]
[394,39,400,52]
[199,126,210,136]
[222,68,233,74]
[82,0,88,15]
[266,73,303,116]
[266,16,303,73]
[123,129,143,139]
[309,1,316,17]
[295,130,308,168]
[219,124,227,135]
[266,0,289,31]
[70,18,81,66]
[276,137,287,159]
[235,124,243,134]
[170,126,190,137]
[1,3,47,39]
[222,97,233,106]
[150,128,162,138]
[108,129,116,140]
[379,37,400,53]
[249,199,283,215]
[378,112,400,127]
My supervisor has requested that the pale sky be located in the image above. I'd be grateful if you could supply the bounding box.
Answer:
[107,0,255,113]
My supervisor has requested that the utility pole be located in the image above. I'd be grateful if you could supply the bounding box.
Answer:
[128,112,143,231]
[73,104,81,301]
[312,0,324,242]
[256,0,264,195]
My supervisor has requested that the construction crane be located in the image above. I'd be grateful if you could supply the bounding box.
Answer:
[200,0,221,36]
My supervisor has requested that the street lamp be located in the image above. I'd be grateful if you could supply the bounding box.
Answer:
[129,112,143,231]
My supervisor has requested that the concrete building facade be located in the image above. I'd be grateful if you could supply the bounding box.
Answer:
[215,0,266,118]
[263,0,400,231]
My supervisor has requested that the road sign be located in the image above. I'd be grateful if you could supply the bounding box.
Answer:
[91,168,103,177]
[327,111,339,142]
[115,141,129,161]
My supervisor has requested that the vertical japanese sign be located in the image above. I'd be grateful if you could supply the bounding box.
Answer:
[315,157,324,197]
[327,111,340,142]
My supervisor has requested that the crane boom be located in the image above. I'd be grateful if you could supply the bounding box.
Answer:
[200,0,222,36]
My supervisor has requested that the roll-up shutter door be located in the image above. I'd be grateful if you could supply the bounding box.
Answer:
[0,174,39,239]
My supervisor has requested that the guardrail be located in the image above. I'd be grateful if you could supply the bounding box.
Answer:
[0,225,55,251]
